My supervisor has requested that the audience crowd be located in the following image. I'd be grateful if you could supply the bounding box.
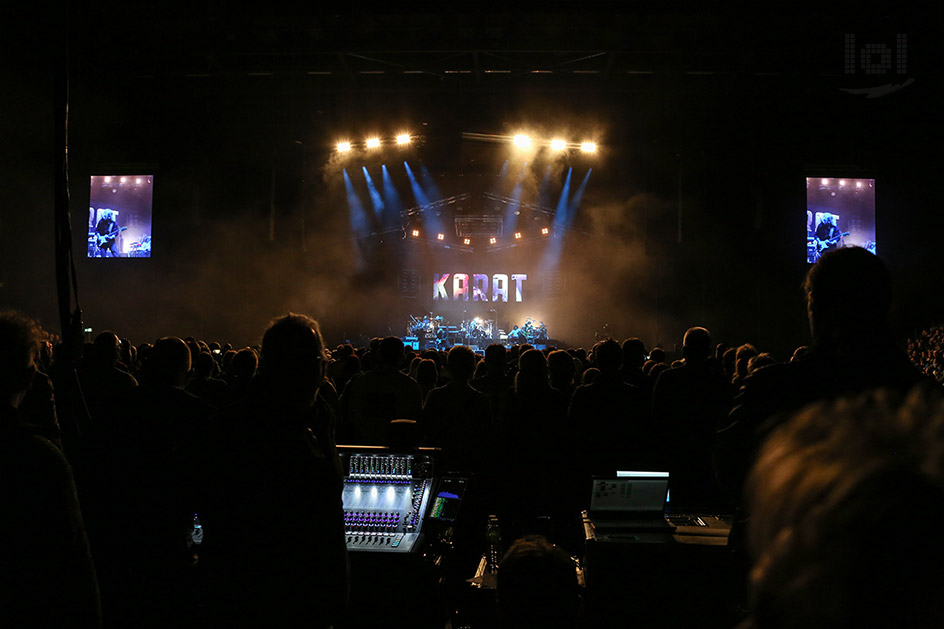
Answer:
[3,246,944,628]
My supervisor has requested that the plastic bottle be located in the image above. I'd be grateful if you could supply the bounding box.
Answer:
[486,514,502,572]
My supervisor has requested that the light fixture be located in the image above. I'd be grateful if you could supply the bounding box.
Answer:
[366,138,381,149]
[580,142,597,153]
[550,139,567,151]
[437,233,445,241]
[541,227,549,235]
[411,229,420,238]
[489,237,497,244]
[463,238,471,245]
[396,134,411,145]
[514,232,522,240]
[337,141,352,153]
[513,134,532,148]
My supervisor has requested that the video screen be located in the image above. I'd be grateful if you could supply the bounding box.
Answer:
[806,177,876,264]
[88,175,153,258]
[427,477,468,522]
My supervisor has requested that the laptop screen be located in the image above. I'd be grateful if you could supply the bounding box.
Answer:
[590,471,669,514]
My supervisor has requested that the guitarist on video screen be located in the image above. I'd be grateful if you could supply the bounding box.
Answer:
[94,210,124,257]
[814,214,847,259]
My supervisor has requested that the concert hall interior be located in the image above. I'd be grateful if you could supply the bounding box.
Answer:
[2,5,944,629]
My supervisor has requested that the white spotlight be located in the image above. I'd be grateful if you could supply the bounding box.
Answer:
[550,139,567,151]
[366,138,381,149]
[580,142,597,153]
[396,134,411,145]
[513,134,532,148]
[337,141,352,153]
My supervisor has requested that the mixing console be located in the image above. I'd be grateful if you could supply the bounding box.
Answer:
[340,450,435,553]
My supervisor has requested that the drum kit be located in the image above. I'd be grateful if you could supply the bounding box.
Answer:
[129,235,151,257]
[406,313,546,348]
[406,314,498,348]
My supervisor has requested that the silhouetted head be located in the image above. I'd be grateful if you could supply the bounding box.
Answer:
[747,386,944,629]
[0,310,41,405]
[484,343,507,368]
[415,358,438,388]
[377,336,405,367]
[594,339,622,373]
[682,327,712,363]
[260,313,328,408]
[142,337,191,387]
[498,535,581,629]
[447,345,477,383]
[735,343,759,379]
[515,348,548,393]
[192,351,217,378]
[804,247,892,343]
[93,330,121,364]
[547,350,576,387]
[621,337,647,369]
[232,348,258,380]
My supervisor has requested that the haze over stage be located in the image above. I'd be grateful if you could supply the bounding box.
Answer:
[2,7,940,355]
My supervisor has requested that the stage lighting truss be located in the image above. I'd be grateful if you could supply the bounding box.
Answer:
[335,133,415,154]
[395,192,557,251]
[511,134,599,153]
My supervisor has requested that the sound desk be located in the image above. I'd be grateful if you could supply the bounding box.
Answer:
[340,447,465,554]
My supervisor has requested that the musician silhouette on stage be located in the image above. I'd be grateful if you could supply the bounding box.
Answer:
[814,214,843,255]
[95,210,122,257]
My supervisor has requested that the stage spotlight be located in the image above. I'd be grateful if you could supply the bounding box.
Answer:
[541,227,549,235]
[513,134,532,148]
[489,237,497,245]
[437,233,445,241]
[821,178,829,185]
[396,134,411,145]
[856,181,863,188]
[839,179,846,186]
[366,138,381,149]
[463,238,471,245]
[104,176,112,183]
[551,139,567,151]
[514,232,522,240]
[411,229,420,238]
[580,142,597,153]
[337,141,352,153]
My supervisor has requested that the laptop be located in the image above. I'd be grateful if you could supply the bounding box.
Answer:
[588,471,672,532]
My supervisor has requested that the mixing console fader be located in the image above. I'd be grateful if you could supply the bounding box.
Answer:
[339,448,435,553]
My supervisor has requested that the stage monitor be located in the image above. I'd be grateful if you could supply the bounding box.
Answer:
[806,177,876,264]
[88,175,154,258]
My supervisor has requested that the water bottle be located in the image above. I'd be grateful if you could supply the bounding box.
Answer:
[191,513,204,546]
[486,514,502,573]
